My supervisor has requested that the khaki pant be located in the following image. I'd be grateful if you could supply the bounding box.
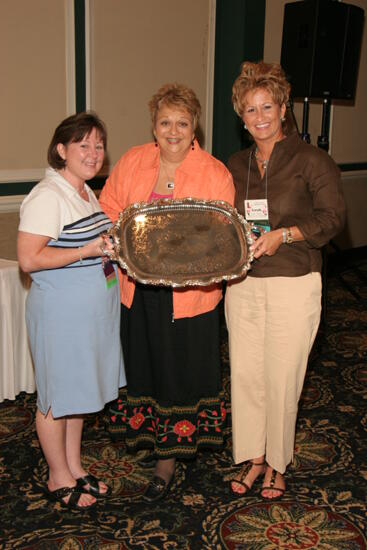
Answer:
[225,273,321,473]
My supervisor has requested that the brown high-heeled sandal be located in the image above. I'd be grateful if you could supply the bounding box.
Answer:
[230,460,266,495]
[261,468,285,500]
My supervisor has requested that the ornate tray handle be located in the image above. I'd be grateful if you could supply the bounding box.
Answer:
[106,198,254,287]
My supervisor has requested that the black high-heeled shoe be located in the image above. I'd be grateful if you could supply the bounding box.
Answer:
[143,474,174,502]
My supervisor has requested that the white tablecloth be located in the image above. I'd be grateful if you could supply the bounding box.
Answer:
[0,259,35,401]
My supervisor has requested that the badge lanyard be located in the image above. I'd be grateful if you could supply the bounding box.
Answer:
[244,149,271,236]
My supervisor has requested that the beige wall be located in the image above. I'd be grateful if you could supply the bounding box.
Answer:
[0,0,215,258]
[0,0,214,181]
[89,0,214,170]
[0,0,72,179]
[334,174,367,249]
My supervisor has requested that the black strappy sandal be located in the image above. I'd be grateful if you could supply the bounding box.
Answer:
[76,474,111,497]
[230,460,266,496]
[45,485,97,510]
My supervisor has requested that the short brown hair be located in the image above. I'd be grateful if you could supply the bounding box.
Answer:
[148,83,202,130]
[232,61,291,118]
[47,111,107,169]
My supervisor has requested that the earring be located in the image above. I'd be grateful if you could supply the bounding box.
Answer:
[243,124,247,130]
[281,117,286,122]
[154,137,158,147]
[191,139,195,150]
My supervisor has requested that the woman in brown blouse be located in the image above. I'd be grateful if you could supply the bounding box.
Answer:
[225,61,345,499]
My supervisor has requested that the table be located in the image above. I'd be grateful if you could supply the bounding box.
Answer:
[0,259,35,402]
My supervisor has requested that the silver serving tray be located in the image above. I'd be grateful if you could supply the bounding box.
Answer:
[107,198,254,287]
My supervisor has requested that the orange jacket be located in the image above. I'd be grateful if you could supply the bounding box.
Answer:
[99,142,235,319]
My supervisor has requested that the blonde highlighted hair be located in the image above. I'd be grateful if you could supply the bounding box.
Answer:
[148,83,201,130]
[232,61,291,118]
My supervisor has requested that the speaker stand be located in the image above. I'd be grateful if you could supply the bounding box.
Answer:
[301,97,311,143]
[317,97,331,151]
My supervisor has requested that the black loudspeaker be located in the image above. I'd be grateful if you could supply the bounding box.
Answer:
[281,0,364,100]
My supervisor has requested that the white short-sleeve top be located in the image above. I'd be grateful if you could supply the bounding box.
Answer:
[19,167,102,239]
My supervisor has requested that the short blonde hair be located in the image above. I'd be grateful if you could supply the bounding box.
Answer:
[148,83,201,130]
[232,61,291,118]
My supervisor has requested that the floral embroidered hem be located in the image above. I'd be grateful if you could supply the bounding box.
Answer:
[108,389,229,458]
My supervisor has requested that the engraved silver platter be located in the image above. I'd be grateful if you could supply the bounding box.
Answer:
[107,198,254,287]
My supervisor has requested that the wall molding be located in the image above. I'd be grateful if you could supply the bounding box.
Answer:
[0,176,106,205]
[0,170,44,184]
[339,163,367,173]
[0,195,25,213]
[0,168,364,213]
[0,163,365,200]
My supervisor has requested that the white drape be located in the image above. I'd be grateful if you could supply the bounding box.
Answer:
[0,259,35,402]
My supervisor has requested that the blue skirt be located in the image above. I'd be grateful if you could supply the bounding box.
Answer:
[27,262,125,418]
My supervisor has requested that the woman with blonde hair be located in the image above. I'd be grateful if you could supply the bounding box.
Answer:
[225,61,345,499]
[100,83,234,501]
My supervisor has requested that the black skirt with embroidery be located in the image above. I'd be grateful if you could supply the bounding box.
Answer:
[108,283,227,458]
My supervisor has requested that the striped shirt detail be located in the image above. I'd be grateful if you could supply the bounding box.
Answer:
[48,211,112,269]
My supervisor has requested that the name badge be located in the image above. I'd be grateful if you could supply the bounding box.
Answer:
[103,260,118,289]
[244,199,269,221]
[244,199,270,237]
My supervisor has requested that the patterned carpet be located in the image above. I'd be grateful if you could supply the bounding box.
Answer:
[1,248,367,549]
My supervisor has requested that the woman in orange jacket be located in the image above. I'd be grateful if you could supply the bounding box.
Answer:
[100,83,234,501]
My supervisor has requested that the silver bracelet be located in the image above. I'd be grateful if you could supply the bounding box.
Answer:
[286,227,294,244]
[282,228,287,244]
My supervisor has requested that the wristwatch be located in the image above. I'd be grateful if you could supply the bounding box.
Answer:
[286,227,293,244]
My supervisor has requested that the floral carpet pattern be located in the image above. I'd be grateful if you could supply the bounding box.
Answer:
[0,250,366,549]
